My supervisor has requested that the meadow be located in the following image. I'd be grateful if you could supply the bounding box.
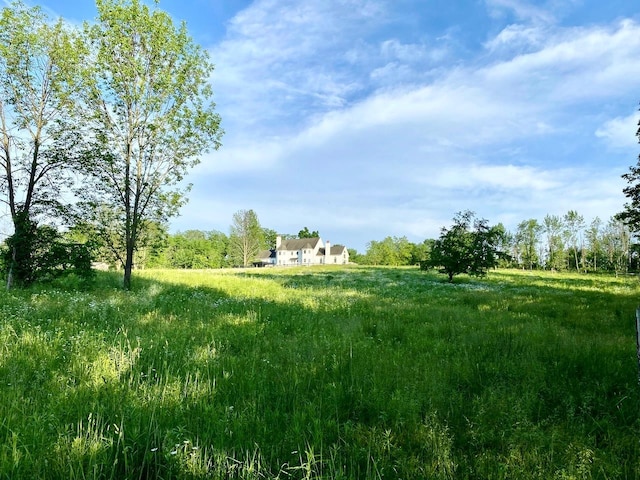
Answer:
[0,266,639,479]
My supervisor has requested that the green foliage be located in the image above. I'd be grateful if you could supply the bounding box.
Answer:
[515,218,542,270]
[412,238,435,265]
[0,267,638,478]
[228,209,264,267]
[77,0,223,289]
[262,227,279,250]
[363,235,415,265]
[601,218,632,274]
[618,114,640,232]
[2,216,93,286]
[0,1,86,288]
[563,210,585,270]
[543,214,565,271]
[429,211,503,281]
[347,248,364,264]
[151,229,229,269]
[298,227,320,238]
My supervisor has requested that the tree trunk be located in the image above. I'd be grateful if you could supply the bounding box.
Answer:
[123,254,133,290]
[123,239,134,290]
[7,212,35,288]
[5,245,15,289]
[123,140,132,290]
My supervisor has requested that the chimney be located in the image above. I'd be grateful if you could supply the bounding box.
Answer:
[276,235,282,249]
[325,240,330,264]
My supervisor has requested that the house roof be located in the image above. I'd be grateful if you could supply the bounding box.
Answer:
[318,245,347,256]
[256,249,275,260]
[277,237,321,251]
[330,245,347,255]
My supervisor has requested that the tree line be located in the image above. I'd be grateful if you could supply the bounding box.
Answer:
[361,211,635,276]
[68,208,324,269]
[70,206,636,280]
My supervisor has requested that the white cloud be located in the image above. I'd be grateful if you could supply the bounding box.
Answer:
[420,164,563,191]
[209,0,389,129]
[596,113,640,150]
[194,139,283,175]
[480,20,640,104]
[485,0,557,24]
[180,3,637,250]
[253,19,640,164]
[484,24,547,53]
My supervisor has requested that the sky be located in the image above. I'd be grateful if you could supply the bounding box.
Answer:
[8,0,640,252]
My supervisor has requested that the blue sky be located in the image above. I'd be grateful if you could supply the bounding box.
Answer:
[15,0,640,251]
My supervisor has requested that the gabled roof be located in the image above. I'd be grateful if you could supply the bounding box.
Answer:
[277,237,321,251]
[256,249,276,260]
[318,245,347,256]
[330,245,347,255]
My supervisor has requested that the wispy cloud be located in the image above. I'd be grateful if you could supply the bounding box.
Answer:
[182,1,638,249]
[596,112,640,150]
[485,0,559,24]
[209,0,389,128]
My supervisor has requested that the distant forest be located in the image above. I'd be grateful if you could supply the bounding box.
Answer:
[81,210,636,274]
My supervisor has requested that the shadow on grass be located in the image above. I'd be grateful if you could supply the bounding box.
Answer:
[1,266,640,478]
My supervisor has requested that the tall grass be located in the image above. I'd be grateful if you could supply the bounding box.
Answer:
[0,266,639,479]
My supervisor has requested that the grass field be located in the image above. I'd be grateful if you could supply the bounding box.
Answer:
[1,266,639,479]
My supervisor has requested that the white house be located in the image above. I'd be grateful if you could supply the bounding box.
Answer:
[255,236,349,267]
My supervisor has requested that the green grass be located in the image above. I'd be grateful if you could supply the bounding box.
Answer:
[1,266,639,479]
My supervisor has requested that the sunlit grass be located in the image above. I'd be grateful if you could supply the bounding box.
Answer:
[1,266,639,478]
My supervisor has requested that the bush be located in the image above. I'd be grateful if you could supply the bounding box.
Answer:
[2,220,94,287]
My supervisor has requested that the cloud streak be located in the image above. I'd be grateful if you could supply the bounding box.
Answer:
[180,1,639,250]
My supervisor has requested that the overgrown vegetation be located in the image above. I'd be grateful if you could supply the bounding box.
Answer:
[1,266,638,478]
[1,217,94,287]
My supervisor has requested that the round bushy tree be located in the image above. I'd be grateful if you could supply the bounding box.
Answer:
[428,211,503,282]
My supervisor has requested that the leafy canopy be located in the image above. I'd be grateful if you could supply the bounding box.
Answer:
[298,227,320,238]
[77,0,223,289]
[428,211,504,282]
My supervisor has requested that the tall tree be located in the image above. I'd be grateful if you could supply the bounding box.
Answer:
[229,209,264,267]
[619,109,640,236]
[412,238,435,266]
[0,1,84,287]
[542,214,565,270]
[490,223,513,268]
[563,210,585,271]
[585,217,603,272]
[515,219,541,270]
[363,236,415,266]
[79,0,222,289]
[602,218,631,275]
